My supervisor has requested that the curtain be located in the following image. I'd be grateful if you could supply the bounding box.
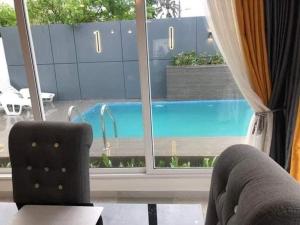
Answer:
[206,0,272,152]
[235,0,271,105]
[0,36,11,91]
[290,103,300,179]
[264,0,300,169]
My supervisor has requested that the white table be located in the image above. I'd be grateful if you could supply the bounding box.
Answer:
[8,205,103,225]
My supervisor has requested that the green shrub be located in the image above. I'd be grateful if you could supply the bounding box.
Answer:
[101,153,112,168]
[202,157,210,167]
[126,158,136,168]
[202,156,218,168]
[171,51,225,66]
[208,54,225,64]
[0,3,16,27]
[172,52,198,66]
[181,161,191,168]
[157,159,166,168]
[169,156,179,168]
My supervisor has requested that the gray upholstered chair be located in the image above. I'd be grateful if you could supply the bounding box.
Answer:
[8,121,102,224]
[205,144,300,225]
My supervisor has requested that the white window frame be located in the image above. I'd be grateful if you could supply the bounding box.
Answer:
[14,0,45,121]
[134,0,214,175]
[89,0,215,175]
[0,0,214,196]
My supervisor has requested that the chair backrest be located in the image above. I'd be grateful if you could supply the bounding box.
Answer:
[9,121,93,208]
[205,144,300,225]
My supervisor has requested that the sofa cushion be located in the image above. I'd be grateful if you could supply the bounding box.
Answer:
[205,144,300,225]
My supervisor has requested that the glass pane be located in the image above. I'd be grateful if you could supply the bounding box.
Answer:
[0,0,34,168]
[23,0,146,169]
[146,0,253,168]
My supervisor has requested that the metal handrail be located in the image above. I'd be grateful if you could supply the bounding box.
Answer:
[100,104,118,150]
[67,105,84,122]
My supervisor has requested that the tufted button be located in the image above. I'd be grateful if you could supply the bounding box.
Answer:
[53,142,60,149]
[61,168,66,173]
[58,185,63,190]
[31,142,37,148]
[44,167,49,172]
[34,183,40,189]
[234,205,238,214]
[27,166,32,171]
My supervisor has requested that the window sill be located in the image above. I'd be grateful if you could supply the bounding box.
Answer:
[0,169,212,199]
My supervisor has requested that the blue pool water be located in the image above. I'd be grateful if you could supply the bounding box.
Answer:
[79,100,253,139]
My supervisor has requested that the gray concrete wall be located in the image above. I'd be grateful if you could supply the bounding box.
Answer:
[0,17,220,100]
[166,65,243,100]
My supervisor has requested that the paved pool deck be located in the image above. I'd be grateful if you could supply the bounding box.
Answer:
[0,100,247,158]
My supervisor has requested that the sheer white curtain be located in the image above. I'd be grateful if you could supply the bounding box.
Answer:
[205,0,273,153]
[0,37,11,91]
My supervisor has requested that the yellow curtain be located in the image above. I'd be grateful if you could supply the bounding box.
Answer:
[235,0,272,105]
[290,102,300,180]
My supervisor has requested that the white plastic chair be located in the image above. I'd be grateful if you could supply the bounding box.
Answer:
[19,88,55,103]
[0,86,55,103]
[0,92,31,116]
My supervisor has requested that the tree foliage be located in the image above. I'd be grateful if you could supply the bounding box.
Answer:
[155,0,180,18]
[0,0,157,26]
[0,3,16,27]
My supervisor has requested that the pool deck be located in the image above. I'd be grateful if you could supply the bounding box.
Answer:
[91,137,246,157]
[0,100,247,158]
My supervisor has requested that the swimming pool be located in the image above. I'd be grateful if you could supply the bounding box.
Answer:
[79,100,253,139]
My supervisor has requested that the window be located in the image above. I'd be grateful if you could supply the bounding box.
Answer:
[146,1,253,169]
[25,0,146,170]
[0,0,253,175]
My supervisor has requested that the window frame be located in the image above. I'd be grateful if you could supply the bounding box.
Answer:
[14,0,45,121]
[8,0,215,178]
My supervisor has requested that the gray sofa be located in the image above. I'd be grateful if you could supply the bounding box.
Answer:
[205,144,300,225]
